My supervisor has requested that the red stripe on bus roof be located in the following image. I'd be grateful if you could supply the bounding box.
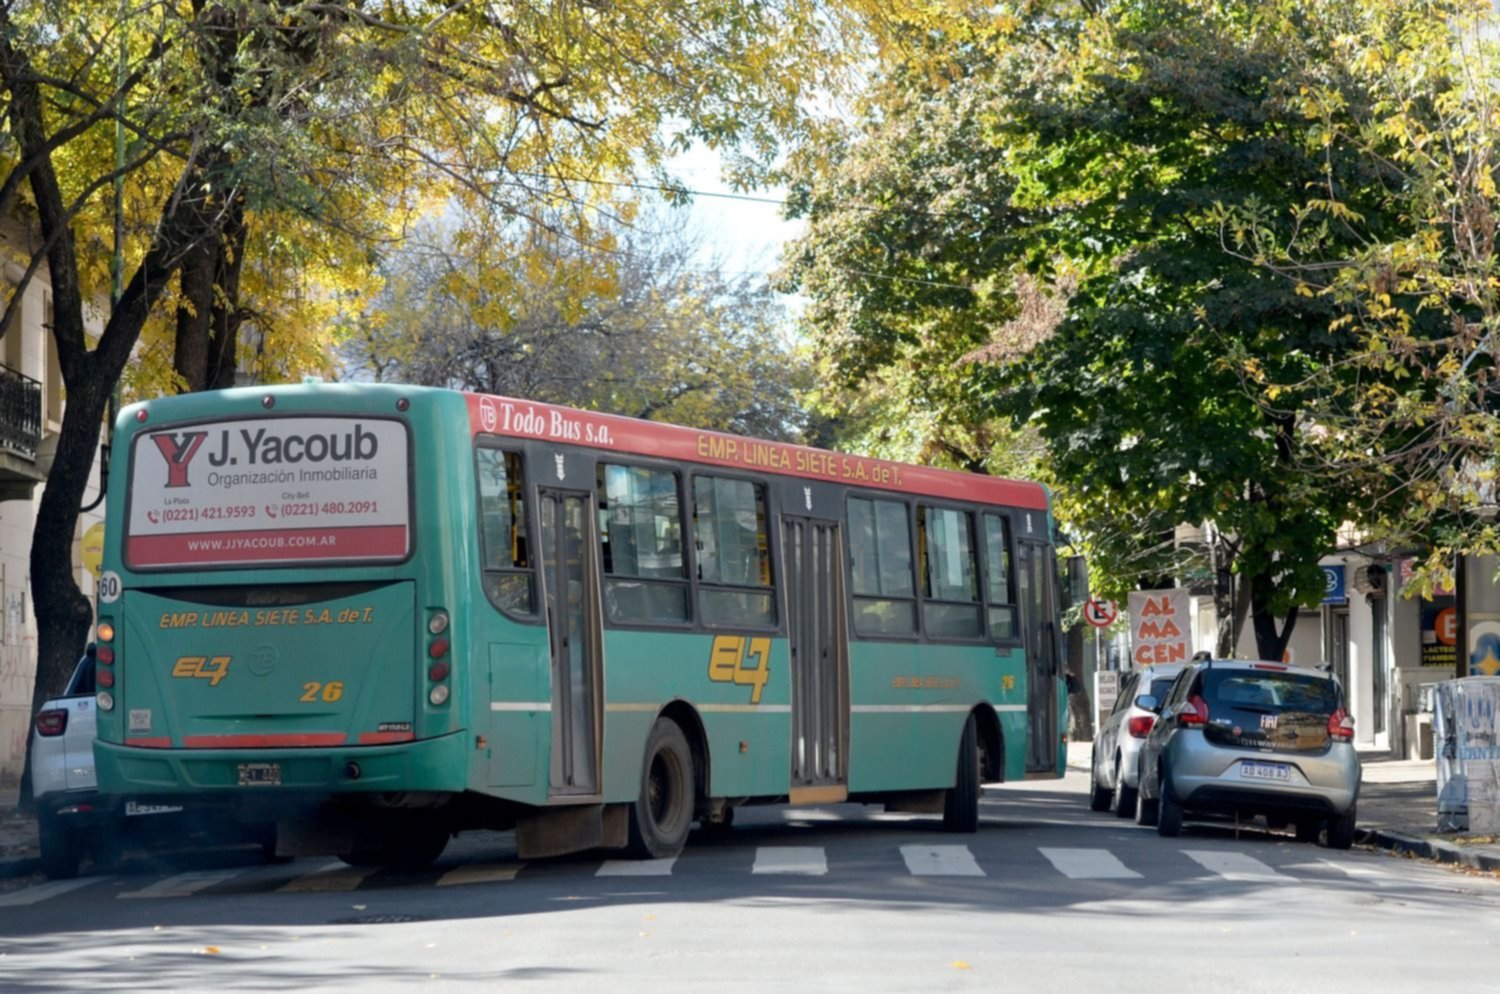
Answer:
[180,733,345,749]
[464,393,1049,510]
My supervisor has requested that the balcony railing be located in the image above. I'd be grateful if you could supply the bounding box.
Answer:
[0,361,41,458]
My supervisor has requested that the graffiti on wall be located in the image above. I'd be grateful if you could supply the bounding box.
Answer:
[0,587,36,770]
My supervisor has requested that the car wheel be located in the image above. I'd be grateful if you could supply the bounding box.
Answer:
[944,715,982,832]
[38,813,82,880]
[1294,819,1321,844]
[1157,783,1184,837]
[1135,782,1159,828]
[1112,757,1137,818]
[1088,749,1111,812]
[1326,805,1357,850]
[627,717,695,858]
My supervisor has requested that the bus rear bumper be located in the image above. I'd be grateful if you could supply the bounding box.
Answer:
[94,730,468,797]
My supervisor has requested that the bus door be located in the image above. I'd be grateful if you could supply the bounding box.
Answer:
[539,489,603,797]
[1017,537,1061,773]
[780,516,850,803]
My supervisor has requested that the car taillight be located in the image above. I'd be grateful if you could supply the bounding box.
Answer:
[35,709,67,737]
[1127,715,1155,738]
[1180,694,1209,728]
[1328,708,1355,740]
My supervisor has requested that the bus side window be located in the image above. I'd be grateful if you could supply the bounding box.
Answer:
[982,513,1017,640]
[847,496,917,637]
[597,463,690,624]
[918,505,983,640]
[692,475,775,627]
[476,447,535,616]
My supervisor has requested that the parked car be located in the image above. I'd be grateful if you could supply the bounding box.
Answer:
[1132,658,1360,848]
[1088,663,1186,816]
[32,646,277,878]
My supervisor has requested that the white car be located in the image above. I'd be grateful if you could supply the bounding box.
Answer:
[32,647,273,878]
[1088,663,1186,817]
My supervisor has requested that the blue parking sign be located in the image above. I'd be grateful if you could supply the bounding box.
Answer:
[1320,565,1346,604]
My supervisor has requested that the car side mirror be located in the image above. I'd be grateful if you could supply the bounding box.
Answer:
[1135,694,1159,713]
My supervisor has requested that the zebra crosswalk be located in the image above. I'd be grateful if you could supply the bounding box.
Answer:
[0,843,1394,907]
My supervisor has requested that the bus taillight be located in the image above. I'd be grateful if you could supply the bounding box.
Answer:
[427,609,451,706]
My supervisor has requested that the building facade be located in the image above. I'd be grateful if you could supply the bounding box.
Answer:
[0,216,104,784]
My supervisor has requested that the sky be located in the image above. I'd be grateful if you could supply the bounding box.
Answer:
[664,143,806,292]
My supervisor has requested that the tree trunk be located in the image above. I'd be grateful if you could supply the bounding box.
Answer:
[207,211,247,390]
[1249,568,1297,662]
[173,240,214,391]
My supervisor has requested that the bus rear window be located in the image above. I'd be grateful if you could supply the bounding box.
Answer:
[125,416,411,569]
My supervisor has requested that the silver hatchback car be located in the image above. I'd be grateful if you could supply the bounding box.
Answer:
[1088,663,1185,817]
[1133,659,1361,848]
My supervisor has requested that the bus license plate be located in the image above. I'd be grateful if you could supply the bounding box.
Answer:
[237,762,282,786]
[1241,761,1290,782]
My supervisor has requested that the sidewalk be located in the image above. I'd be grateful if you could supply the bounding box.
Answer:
[0,787,39,880]
[2,751,1497,883]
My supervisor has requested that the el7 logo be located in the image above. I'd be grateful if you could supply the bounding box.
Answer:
[707,635,771,704]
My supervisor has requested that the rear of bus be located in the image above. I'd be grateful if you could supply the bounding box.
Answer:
[92,385,470,847]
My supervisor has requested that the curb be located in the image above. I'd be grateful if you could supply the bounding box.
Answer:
[1358,827,1500,873]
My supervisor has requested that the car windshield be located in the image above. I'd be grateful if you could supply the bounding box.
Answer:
[1148,676,1177,700]
[1204,669,1338,714]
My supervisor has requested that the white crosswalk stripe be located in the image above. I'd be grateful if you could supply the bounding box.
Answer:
[597,858,676,877]
[900,845,985,876]
[120,869,246,899]
[752,846,827,875]
[437,862,526,887]
[1183,849,1297,883]
[278,859,379,893]
[1039,847,1142,879]
[0,877,96,906]
[0,840,1367,905]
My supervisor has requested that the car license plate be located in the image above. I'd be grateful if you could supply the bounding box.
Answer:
[124,801,184,817]
[237,762,282,786]
[1241,760,1290,782]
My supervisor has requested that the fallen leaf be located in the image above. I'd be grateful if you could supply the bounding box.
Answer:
[951,961,971,970]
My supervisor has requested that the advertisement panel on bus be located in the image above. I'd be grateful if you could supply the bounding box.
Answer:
[125,416,411,568]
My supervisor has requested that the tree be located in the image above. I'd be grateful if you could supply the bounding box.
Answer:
[1217,0,1500,578]
[344,209,816,439]
[0,0,916,803]
[782,0,1405,661]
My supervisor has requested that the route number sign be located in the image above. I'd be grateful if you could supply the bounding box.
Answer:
[1083,598,1118,628]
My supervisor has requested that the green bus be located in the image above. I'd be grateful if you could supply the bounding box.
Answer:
[93,383,1066,865]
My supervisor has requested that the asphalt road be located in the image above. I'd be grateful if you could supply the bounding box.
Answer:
[2,773,1497,994]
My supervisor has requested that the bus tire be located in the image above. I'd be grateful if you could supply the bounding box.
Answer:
[942,715,980,833]
[38,813,82,880]
[627,718,695,859]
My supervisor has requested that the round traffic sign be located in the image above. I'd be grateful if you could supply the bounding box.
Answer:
[1083,598,1118,628]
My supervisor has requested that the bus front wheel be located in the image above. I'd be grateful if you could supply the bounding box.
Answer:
[942,715,980,833]
[627,718,695,859]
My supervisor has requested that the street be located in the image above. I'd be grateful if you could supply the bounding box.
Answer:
[2,769,1497,994]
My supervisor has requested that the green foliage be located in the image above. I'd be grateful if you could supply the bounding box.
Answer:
[782,0,1425,658]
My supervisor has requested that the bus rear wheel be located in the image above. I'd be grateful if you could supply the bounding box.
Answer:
[942,715,980,833]
[627,718,694,859]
